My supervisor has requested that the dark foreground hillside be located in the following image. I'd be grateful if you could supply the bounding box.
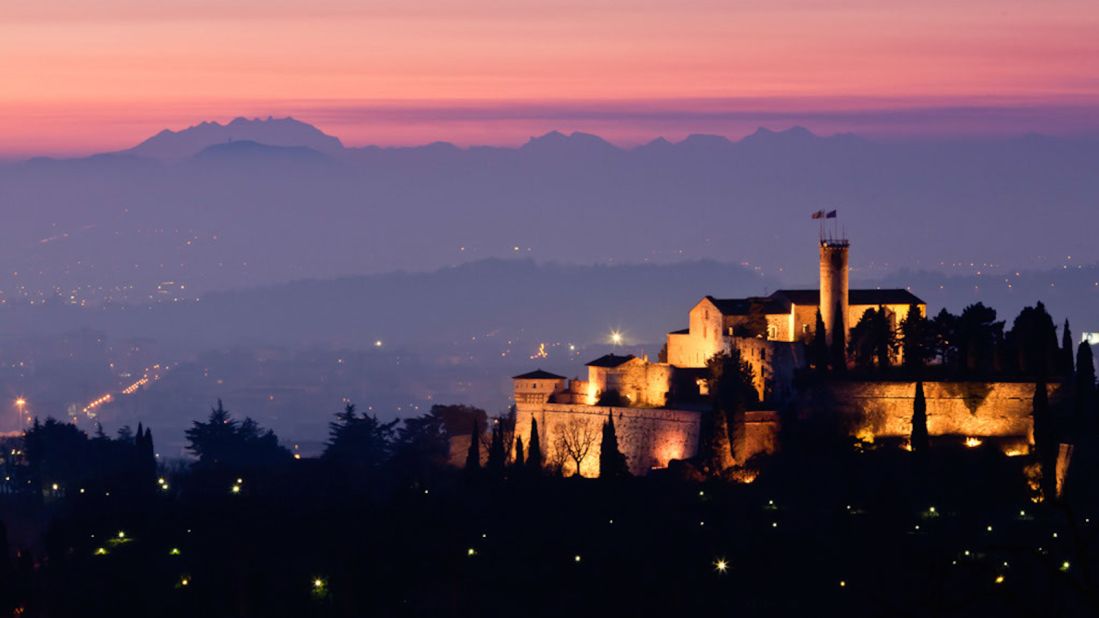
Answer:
[2,439,1097,618]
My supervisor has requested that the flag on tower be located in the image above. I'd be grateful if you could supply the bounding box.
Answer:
[811,210,826,219]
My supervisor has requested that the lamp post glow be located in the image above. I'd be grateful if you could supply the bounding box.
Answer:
[610,331,623,346]
[14,397,26,425]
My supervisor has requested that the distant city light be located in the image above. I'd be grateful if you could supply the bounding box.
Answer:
[610,331,623,345]
[714,559,728,573]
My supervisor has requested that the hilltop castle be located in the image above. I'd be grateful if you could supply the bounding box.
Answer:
[513,235,1046,477]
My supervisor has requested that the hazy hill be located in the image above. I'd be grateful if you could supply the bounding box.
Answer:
[1,120,1097,306]
[121,116,344,159]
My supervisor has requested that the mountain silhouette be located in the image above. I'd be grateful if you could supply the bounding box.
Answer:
[1,121,1098,309]
[192,140,330,163]
[122,116,344,159]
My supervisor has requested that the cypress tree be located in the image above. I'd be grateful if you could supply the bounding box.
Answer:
[142,427,157,488]
[514,437,525,467]
[526,418,543,471]
[1032,380,1057,501]
[487,423,506,474]
[464,419,480,471]
[1075,342,1096,433]
[1061,319,1075,376]
[702,409,733,473]
[598,412,629,479]
[911,381,929,457]
[830,302,847,374]
[810,309,828,373]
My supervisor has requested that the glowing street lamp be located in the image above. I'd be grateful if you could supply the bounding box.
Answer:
[714,558,728,573]
[14,397,26,424]
[610,331,623,346]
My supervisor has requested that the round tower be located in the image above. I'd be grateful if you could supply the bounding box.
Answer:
[819,239,850,345]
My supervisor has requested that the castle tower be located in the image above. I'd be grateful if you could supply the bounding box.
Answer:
[819,238,849,346]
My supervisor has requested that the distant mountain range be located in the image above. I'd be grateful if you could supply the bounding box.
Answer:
[121,117,345,159]
[108,116,868,161]
[1,117,1097,307]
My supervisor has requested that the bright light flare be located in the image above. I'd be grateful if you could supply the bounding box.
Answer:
[714,558,728,573]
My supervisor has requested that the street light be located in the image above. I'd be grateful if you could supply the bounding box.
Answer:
[14,398,26,426]
[610,331,623,346]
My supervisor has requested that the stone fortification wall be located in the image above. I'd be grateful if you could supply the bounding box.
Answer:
[515,403,702,477]
[821,381,1061,446]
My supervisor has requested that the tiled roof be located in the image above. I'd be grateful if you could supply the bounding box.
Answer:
[512,369,567,380]
[585,354,637,368]
[769,289,925,307]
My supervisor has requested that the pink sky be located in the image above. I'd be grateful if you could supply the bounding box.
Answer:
[2,0,1098,156]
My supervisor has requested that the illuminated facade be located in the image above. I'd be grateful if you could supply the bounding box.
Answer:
[509,235,1044,477]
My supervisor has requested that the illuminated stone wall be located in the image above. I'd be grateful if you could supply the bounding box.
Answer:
[588,360,674,407]
[822,381,1061,446]
[514,402,702,477]
[731,338,804,404]
[734,410,781,464]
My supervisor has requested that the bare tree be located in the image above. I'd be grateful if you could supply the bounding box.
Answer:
[554,418,600,477]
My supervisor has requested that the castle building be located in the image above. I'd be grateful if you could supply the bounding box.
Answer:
[511,235,1044,477]
[664,239,924,400]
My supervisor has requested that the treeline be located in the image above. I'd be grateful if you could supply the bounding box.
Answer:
[0,396,638,505]
[807,300,1094,384]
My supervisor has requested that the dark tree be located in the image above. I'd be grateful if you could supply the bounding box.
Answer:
[1061,319,1075,375]
[701,408,733,473]
[1006,302,1059,377]
[703,350,756,471]
[1074,341,1096,433]
[428,404,488,440]
[135,425,157,490]
[910,381,929,457]
[323,403,396,474]
[595,390,627,407]
[526,418,543,471]
[464,419,481,472]
[598,411,629,479]
[956,303,1003,375]
[849,307,895,371]
[900,304,934,370]
[1031,379,1057,502]
[931,308,959,368]
[829,302,847,373]
[486,423,506,474]
[513,437,525,468]
[737,299,770,338]
[809,308,828,373]
[23,418,88,494]
[391,411,450,481]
